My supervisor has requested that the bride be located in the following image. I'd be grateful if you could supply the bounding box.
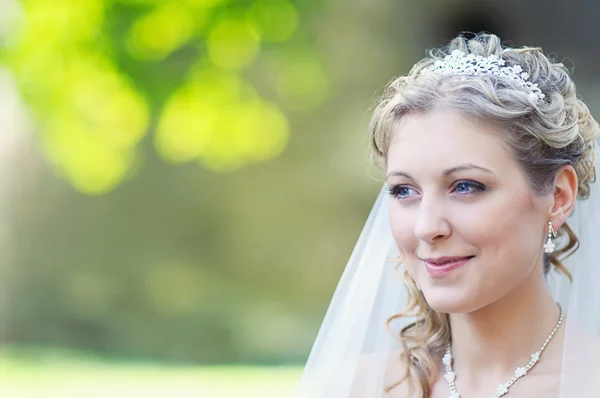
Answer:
[297,33,600,397]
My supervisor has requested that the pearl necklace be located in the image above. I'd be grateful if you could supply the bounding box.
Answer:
[442,304,564,398]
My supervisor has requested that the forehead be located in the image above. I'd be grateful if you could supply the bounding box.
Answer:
[387,109,514,173]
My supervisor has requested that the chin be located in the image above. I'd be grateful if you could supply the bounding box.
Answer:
[420,286,476,314]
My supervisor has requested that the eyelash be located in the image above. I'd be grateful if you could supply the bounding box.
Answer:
[387,180,486,201]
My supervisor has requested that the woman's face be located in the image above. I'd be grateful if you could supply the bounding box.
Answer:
[386,108,552,314]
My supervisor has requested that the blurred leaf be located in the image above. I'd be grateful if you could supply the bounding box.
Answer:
[207,15,261,70]
[155,66,289,170]
[247,0,299,42]
[276,51,330,112]
[40,55,150,194]
[2,0,329,193]
[18,0,106,45]
[126,3,204,61]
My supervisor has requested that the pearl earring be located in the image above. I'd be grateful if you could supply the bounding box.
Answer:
[544,221,558,254]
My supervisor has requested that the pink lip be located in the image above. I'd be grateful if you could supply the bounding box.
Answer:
[423,256,473,277]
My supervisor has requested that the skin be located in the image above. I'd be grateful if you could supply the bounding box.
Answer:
[384,108,578,397]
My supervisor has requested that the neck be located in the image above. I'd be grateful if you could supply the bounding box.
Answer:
[448,269,562,380]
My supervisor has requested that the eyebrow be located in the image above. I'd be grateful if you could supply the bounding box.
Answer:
[386,163,494,180]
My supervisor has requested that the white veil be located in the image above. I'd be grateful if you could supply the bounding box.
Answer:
[297,146,600,397]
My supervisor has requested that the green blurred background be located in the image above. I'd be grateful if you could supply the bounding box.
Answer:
[1,0,599,396]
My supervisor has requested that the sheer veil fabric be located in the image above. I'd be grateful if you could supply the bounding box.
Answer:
[297,146,600,397]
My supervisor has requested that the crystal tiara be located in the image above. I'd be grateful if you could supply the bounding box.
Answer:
[420,49,546,103]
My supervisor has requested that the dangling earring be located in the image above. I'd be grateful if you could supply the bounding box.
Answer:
[544,221,558,254]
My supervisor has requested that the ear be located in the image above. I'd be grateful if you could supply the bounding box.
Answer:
[549,165,578,228]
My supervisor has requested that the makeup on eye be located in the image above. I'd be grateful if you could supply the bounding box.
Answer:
[387,179,487,200]
[451,180,487,194]
[387,184,417,200]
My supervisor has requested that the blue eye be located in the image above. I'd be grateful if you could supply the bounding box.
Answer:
[388,185,417,200]
[453,180,485,194]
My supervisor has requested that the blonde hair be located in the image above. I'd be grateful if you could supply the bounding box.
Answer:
[369,32,599,397]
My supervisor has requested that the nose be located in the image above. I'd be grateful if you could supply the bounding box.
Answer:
[413,197,451,244]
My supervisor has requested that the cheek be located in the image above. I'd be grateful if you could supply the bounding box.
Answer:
[485,212,544,261]
[457,195,546,277]
[453,191,538,240]
[389,206,419,265]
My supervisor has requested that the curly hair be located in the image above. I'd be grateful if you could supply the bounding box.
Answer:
[368,32,599,397]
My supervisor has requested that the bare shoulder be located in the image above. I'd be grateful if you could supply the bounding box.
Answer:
[350,349,415,398]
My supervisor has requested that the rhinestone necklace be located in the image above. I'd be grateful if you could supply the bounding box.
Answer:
[442,304,564,398]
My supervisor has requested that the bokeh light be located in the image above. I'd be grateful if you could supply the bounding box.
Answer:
[207,16,261,71]
[126,3,202,61]
[2,0,320,194]
[155,66,289,171]
[276,53,330,112]
[246,0,299,42]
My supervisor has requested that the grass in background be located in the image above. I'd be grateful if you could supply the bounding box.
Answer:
[0,346,302,397]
